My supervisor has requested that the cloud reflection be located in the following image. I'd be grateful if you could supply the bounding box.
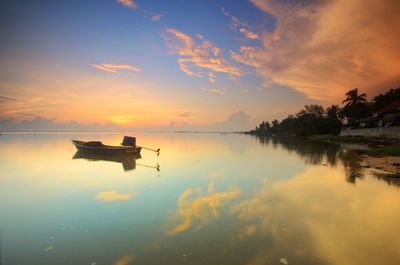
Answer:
[113,254,135,265]
[230,167,400,265]
[95,191,136,202]
[166,181,241,235]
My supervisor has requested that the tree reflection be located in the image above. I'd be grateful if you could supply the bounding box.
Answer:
[252,135,399,187]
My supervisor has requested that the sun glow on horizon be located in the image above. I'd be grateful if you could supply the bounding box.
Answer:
[0,0,399,131]
[108,115,135,125]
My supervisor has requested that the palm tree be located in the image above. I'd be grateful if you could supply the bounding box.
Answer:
[342,88,367,107]
[341,88,370,126]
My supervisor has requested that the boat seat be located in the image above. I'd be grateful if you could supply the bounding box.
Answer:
[85,141,103,147]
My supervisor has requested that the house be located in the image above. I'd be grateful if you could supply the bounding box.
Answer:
[356,115,380,128]
[355,100,400,128]
[376,99,400,126]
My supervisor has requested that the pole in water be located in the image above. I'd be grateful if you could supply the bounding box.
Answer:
[139,146,160,156]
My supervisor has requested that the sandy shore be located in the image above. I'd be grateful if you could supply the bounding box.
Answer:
[362,155,400,176]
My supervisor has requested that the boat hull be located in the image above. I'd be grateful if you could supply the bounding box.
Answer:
[72,140,141,156]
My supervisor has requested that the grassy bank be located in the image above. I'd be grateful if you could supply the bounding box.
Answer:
[309,134,400,156]
[364,145,400,156]
[308,134,369,144]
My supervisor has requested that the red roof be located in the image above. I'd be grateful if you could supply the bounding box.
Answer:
[377,100,400,114]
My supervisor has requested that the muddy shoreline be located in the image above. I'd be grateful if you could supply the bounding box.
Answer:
[361,155,400,176]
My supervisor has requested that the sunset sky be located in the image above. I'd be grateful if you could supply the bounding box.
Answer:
[1,0,399,131]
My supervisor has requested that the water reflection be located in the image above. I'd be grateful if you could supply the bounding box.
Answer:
[113,254,134,265]
[95,191,136,202]
[73,151,141,171]
[253,135,397,187]
[1,133,400,265]
[165,181,241,236]
[228,167,400,265]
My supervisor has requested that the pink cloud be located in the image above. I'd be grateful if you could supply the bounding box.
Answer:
[231,16,260,40]
[202,87,225,95]
[230,0,400,101]
[92,63,141,74]
[151,14,163,21]
[162,28,244,82]
[116,0,138,9]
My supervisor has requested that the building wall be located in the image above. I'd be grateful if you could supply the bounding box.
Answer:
[340,126,400,139]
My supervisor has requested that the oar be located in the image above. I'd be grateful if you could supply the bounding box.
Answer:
[137,163,160,171]
[138,146,160,156]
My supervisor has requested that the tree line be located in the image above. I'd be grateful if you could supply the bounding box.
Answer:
[248,87,400,136]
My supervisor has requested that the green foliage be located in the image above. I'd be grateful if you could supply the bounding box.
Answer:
[371,88,400,112]
[309,134,368,144]
[249,86,399,137]
[250,104,342,136]
[366,145,400,156]
[340,88,371,126]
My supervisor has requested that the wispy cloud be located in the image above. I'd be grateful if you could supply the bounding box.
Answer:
[162,28,244,82]
[95,191,136,202]
[221,7,229,16]
[151,14,163,21]
[202,87,225,95]
[239,28,259,40]
[0,96,19,103]
[208,72,216,83]
[116,0,138,9]
[179,111,194,118]
[231,16,260,40]
[230,0,400,101]
[92,63,141,75]
[142,10,163,22]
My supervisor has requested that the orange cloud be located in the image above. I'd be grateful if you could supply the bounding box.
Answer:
[239,28,259,40]
[116,0,138,9]
[230,0,400,101]
[92,63,141,75]
[231,16,260,40]
[163,28,244,82]
[202,87,225,95]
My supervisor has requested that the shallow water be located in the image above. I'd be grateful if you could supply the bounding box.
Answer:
[0,133,399,265]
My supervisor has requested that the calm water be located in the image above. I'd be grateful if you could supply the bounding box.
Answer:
[1,133,400,265]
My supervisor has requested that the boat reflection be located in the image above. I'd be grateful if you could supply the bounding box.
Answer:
[73,151,141,171]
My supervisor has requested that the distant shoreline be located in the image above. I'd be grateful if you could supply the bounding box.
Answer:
[0,130,247,134]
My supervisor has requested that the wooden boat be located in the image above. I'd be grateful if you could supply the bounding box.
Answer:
[72,136,141,156]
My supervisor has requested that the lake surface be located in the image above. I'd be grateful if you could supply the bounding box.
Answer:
[0,133,400,265]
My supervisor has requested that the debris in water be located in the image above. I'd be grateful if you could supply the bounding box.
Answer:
[44,246,53,252]
[280,257,288,265]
